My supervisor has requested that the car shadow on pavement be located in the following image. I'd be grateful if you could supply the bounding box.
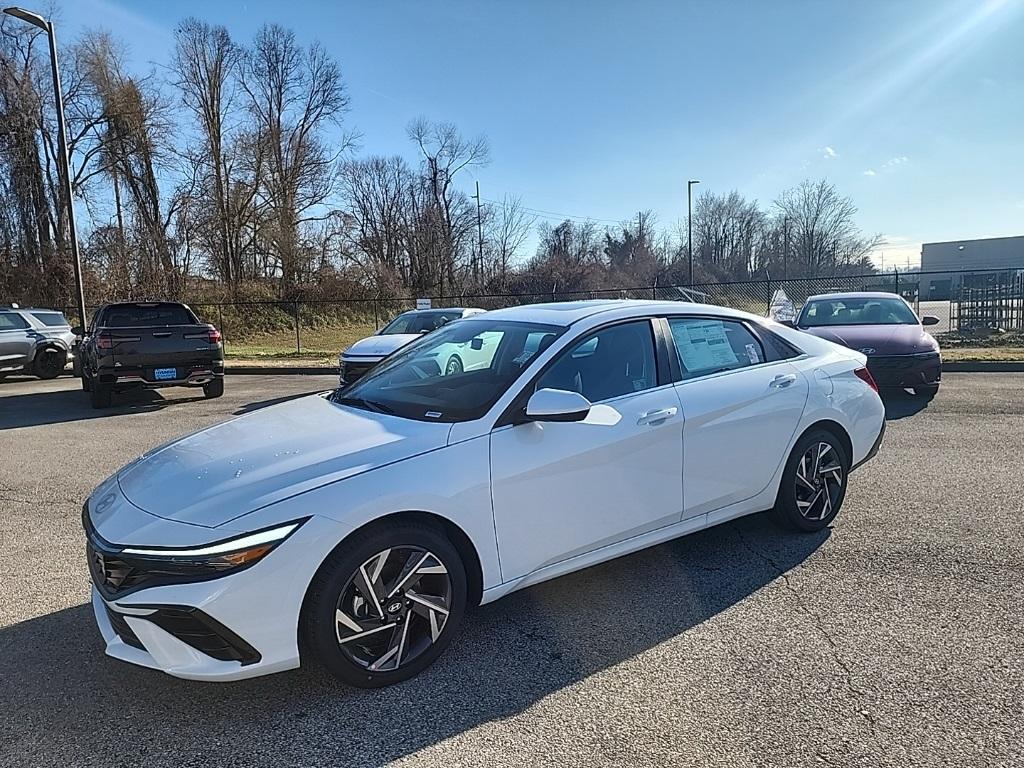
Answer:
[234,390,327,415]
[881,390,932,421]
[0,385,201,429]
[0,513,828,767]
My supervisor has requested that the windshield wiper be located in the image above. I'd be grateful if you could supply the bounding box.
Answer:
[334,395,395,415]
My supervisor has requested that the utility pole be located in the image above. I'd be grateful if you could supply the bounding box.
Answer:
[782,215,789,280]
[687,180,700,285]
[4,6,86,329]
[473,180,484,286]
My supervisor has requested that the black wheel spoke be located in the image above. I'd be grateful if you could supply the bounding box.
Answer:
[794,441,844,521]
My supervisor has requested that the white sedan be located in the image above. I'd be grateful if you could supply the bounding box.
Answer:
[83,300,885,687]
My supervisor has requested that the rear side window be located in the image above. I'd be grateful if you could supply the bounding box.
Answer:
[0,312,30,330]
[757,327,803,361]
[30,311,68,327]
[668,317,765,379]
[104,304,196,327]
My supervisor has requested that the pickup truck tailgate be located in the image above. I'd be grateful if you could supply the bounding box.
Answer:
[108,325,220,381]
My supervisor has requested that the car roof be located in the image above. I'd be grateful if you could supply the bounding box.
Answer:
[482,299,755,327]
[804,292,906,302]
[403,307,478,314]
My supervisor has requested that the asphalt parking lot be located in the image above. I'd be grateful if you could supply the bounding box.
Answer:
[1,373,1022,767]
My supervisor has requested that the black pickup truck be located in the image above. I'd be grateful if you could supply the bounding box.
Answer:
[77,302,224,409]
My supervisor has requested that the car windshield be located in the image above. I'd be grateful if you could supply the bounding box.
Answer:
[334,319,563,422]
[380,310,465,335]
[798,297,919,327]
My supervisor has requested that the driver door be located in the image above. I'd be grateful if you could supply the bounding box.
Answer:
[489,320,684,582]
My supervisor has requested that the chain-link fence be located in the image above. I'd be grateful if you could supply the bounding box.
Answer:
[55,267,1022,359]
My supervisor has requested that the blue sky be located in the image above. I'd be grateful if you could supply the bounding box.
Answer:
[57,0,1024,268]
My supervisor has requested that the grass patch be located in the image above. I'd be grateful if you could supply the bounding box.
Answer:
[941,347,1024,362]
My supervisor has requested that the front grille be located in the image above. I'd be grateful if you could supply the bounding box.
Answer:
[867,354,939,386]
[104,606,145,650]
[340,359,378,384]
[87,542,150,597]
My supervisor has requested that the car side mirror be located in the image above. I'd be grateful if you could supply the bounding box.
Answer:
[921,315,940,326]
[71,325,84,335]
[524,388,591,423]
[470,338,483,350]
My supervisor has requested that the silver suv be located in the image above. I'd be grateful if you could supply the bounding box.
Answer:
[0,306,77,380]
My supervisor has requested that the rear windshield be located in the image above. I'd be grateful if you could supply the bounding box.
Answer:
[29,311,68,327]
[104,304,197,327]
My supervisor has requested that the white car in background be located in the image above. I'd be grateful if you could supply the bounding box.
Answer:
[83,300,885,689]
[338,307,484,385]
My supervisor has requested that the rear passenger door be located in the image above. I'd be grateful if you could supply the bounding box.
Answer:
[666,316,808,519]
[0,312,34,370]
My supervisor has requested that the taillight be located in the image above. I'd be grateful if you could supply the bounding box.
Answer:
[208,328,222,344]
[854,367,879,394]
[96,334,113,350]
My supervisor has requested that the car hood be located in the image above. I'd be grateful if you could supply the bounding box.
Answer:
[343,334,420,359]
[117,394,452,528]
[798,324,937,355]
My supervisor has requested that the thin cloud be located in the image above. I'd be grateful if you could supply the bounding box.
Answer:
[821,146,838,159]
[863,169,877,176]
[883,156,909,168]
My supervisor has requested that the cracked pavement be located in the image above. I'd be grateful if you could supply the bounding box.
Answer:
[1,373,1022,767]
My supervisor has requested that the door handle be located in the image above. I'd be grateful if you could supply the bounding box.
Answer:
[637,407,678,426]
[770,374,797,388]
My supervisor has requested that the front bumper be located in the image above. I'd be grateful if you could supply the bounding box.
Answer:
[866,353,941,388]
[85,503,345,682]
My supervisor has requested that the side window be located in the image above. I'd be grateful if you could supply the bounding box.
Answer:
[668,317,765,379]
[536,321,657,402]
[758,327,802,361]
[0,313,30,331]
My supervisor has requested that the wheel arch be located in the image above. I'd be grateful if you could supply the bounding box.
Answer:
[796,418,853,467]
[300,510,485,616]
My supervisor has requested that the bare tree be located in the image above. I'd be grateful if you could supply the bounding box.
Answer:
[239,24,350,288]
[774,179,880,276]
[486,194,534,289]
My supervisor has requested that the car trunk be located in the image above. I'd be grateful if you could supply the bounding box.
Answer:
[106,325,219,383]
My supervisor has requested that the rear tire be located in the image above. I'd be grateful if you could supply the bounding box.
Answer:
[301,519,467,688]
[33,346,66,379]
[913,384,939,399]
[203,378,224,399]
[90,382,112,409]
[772,429,850,532]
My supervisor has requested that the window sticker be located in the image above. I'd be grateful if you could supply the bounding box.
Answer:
[672,320,739,371]
[745,343,760,365]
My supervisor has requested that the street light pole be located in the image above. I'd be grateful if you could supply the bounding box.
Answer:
[5,7,86,330]
[687,179,700,286]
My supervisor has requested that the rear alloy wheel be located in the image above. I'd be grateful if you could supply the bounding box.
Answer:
[773,430,849,532]
[203,378,224,399]
[444,355,463,376]
[302,520,466,688]
[33,346,66,379]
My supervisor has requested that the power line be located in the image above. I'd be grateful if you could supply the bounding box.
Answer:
[481,197,624,225]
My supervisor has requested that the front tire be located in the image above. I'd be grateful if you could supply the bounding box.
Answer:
[33,346,66,379]
[913,384,939,399]
[772,429,850,532]
[444,355,463,376]
[301,519,467,688]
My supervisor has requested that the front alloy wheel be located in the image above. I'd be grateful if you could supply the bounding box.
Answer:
[335,547,452,672]
[303,519,466,687]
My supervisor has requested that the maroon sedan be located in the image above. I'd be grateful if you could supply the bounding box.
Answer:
[790,292,942,397]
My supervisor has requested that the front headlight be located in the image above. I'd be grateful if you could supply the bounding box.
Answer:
[87,519,307,597]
